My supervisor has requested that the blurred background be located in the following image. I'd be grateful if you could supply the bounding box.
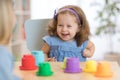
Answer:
[12,0,120,65]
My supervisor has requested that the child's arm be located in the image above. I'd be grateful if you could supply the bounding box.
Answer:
[41,42,50,60]
[41,42,56,62]
[83,41,95,58]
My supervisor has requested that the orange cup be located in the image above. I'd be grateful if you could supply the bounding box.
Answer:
[95,61,113,77]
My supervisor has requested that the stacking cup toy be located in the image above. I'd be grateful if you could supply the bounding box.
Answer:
[36,62,53,76]
[64,57,82,73]
[84,60,97,73]
[19,54,38,70]
[95,61,113,77]
[32,51,44,66]
[62,57,67,69]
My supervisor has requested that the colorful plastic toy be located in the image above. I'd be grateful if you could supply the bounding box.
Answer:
[64,57,82,73]
[62,57,67,69]
[95,61,113,77]
[19,54,38,70]
[84,60,97,73]
[32,51,44,66]
[36,62,53,76]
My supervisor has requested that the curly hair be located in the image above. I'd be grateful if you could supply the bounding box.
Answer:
[47,5,91,46]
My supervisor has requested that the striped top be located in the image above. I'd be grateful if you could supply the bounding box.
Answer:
[43,35,88,62]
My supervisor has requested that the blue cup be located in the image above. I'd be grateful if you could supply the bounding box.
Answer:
[32,51,44,66]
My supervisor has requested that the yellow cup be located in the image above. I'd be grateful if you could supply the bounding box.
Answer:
[62,57,67,69]
[84,60,97,73]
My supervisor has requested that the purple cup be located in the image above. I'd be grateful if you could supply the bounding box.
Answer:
[64,58,82,73]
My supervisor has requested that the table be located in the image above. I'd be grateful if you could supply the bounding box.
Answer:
[14,61,120,80]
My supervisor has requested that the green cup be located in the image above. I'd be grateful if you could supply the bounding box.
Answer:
[36,62,53,76]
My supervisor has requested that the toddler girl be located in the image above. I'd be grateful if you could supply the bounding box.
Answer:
[41,5,95,62]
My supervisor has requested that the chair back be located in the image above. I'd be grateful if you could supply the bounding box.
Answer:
[25,19,51,51]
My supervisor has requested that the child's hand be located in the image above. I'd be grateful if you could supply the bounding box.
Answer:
[83,49,91,58]
[47,57,57,62]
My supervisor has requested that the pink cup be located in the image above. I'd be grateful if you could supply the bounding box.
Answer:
[19,54,38,70]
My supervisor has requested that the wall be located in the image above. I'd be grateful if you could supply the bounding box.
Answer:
[31,0,78,19]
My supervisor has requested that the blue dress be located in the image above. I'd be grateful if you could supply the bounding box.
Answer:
[43,35,88,62]
[0,45,21,80]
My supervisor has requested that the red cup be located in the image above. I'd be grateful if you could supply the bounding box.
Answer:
[19,54,38,70]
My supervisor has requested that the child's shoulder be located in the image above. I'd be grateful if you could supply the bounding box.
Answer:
[43,35,61,45]
[43,35,59,41]
[43,35,58,38]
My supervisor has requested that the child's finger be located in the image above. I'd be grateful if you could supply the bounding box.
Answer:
[47,57,57,62]
[53,57,57,62]
[47,58,54,62]
[47,58,52,61]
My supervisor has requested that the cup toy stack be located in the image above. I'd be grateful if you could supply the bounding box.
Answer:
[32,51,44,66]
[36,62,53,76]
[62,57,67,69]
[64,57,82,73]
[19,54,113,78]
[94,61,113,77]
[19,54,38,70]
[83,60,97,73]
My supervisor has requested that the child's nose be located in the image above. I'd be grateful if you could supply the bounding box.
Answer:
[62,26,67,31]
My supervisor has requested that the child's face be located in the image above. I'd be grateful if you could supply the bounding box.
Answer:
[57,13,80,42]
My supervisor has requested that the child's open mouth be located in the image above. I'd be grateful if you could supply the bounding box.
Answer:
[61,33,69,37]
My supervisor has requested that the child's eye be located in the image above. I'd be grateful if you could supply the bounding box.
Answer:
[57,25,63,28]
[67,25,72,28]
